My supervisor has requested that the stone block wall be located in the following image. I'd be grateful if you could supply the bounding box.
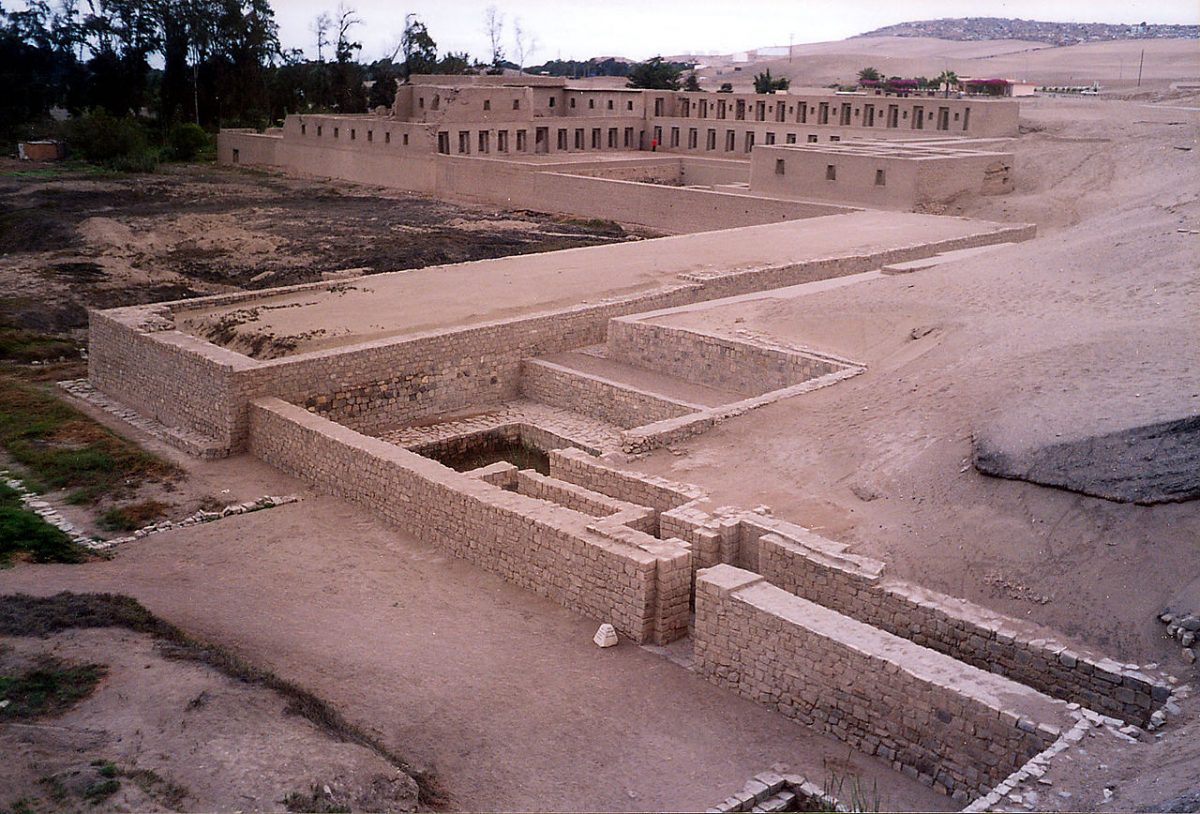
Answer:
[547,448,706,514]
[521,359,697,429]
[88,308,255,452]
[694,566,1066,802]
[606,320,842,395]
[248,397,690,644]
[515,469,658,535]
[751,525,1169,725]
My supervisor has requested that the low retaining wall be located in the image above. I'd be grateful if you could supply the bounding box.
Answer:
[606,320,843,395]
[750,524,1169,725]
[521,358,697,428]
[248,397,690,644]
[695,565,1067,802]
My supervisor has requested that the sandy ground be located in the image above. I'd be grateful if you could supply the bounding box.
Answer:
[0,453,953,812]
[175,211,1019,358]
[623,94,1199,668]
[1,627,417,813]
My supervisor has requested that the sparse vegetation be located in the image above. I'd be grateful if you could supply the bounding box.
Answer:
[823,762,881,813]
[0,655,107,719]
[283,786,351,813]
[0,481,86,565]
[0,377,180,504]
[0,329,80,365]
[98,500,172,532]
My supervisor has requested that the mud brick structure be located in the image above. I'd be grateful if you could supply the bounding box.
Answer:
[218,75,1020,218]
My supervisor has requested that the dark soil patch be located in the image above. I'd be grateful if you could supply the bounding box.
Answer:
[0,592,443,807]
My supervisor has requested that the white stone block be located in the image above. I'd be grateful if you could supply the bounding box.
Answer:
[594,623,619,648]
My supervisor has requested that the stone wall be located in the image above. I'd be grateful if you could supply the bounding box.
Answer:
[247,397,691,644]
[606,320,843,395]
[694,565,1066,802]
[515,470,657,533]
[264,284,702,438]
[87,308,255,453]
[548,448,705,514]
[751,525,1170,725]
[521,359,697,429]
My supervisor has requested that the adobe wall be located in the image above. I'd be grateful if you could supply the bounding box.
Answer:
[247,397,691,644]
[432,157,852,234]
[645,92,1018,139]
[751,525,1169,725]
[605,320,842,395]
[694,565,1066,801]
[749,145,1014,210]
[216,130,281,167]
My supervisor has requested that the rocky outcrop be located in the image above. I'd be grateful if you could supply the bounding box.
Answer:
[974,415,1200,505]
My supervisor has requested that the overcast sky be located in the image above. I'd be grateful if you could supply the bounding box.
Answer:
[9,0,1197,62]
[269,0,1199,62]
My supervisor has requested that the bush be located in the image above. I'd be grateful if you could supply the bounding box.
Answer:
[65,109,158,172]
[168,122,208,161]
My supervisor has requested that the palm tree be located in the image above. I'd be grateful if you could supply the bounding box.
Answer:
[858,66,880,83]
[937,70,959,98]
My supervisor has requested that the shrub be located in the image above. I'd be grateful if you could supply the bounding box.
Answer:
[66,109,158,172]
[168,123,208,161]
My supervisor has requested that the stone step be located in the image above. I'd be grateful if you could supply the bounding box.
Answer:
[539,350,745,408]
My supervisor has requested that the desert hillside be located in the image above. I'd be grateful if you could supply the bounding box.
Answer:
[673,35,1198,92]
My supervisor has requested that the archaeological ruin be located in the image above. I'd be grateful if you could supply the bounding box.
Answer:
[72,76,1183,809]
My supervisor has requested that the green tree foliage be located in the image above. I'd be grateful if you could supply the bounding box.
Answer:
[857,66,880,82]
[626,56,682,90]
[753,69,789,94]
[936,69,959,97]
[683,72,701,92]
[400,15,437,78]
[525,56,630,78]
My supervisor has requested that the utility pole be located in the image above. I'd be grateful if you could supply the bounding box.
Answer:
[789,33,793,63]
[1136,48,1144,87]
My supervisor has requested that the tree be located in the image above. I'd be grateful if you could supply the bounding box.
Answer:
[858,66,880,82]
[482,4,503,73]
[683,72,701,92]
[753,68,788,94]
[399,14,436,78]
[333,3,361,64]
[311,11,331,62]
[626,56,680,90]
[936,69,959,97]
[512,17,536,74]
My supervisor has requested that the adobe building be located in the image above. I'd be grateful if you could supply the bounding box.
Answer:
[218,74,1020,217]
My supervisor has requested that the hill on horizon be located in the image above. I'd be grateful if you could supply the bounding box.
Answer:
[858,17,1199,46]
